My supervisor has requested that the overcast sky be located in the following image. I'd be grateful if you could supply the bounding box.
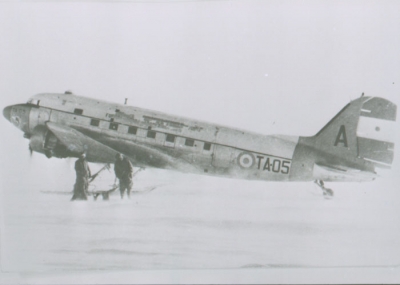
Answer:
[1,0,399,174]
[1,0,400,282]
[1,1,399,133]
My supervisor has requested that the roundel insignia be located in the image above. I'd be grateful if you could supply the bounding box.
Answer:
[237,152,255,169]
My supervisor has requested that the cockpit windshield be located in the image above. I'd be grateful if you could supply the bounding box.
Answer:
[27,99,40,106]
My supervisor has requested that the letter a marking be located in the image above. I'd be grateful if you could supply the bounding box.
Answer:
[334,125,348,147]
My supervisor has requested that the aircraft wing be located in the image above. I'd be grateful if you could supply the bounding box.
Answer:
[313,163,378,182]
[46,122,119,163]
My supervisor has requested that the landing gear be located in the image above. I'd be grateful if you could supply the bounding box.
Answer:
[314,180,334,198]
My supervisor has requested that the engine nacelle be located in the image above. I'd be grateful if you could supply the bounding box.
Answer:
[29,125,73,158]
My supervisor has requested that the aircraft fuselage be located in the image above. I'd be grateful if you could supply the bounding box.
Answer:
[4,93,395,183]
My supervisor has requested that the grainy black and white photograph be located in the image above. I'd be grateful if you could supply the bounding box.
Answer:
[1,0,400,284]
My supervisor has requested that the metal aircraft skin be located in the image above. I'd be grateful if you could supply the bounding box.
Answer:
[3,92,397,186]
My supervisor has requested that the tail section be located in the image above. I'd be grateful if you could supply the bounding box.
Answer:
[314,96,397,169]
[356,97,396,167]
[290,96,396,182]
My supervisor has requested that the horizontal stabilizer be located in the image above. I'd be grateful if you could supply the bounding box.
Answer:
[313,163,377,182]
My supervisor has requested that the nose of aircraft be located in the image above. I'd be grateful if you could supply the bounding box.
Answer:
[3,105,12,121]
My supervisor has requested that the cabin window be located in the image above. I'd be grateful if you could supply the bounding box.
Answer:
[128,126,137,135]
[166,134,175,143]
[147,130,156,138]
[74,108,83,115]
[109,122,119,130]
[185,138,194,147]
[203,142,211,151]
[90,119,100,127]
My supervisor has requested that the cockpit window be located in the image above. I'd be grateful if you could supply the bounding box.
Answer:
[27,99,40,106]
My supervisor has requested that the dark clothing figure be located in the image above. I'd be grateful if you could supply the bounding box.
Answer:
[114,155,134,199]
[71,155,91,201]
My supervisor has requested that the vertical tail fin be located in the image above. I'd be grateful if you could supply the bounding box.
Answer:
[314,96,397,169]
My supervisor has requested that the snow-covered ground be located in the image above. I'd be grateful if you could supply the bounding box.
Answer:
[1,1,400,282]
[2,158,400,276]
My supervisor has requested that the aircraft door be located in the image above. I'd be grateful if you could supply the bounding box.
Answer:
[212,144,235,168]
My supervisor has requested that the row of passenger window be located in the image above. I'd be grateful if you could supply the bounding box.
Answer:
[89,118,211,151]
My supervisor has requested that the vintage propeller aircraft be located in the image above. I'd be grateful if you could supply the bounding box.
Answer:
[3,92,397,197]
